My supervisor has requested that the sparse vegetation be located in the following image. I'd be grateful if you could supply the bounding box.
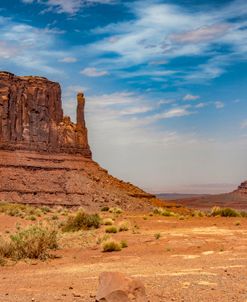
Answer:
[62,211,101,232]
[102,240,122,252]
[118,221,129,232]
[0,225,58,261]
[154,233,161,240]
[120,240,128,248]
[0,203,43,219]
[109,207,123,214]
[96,234,110,245]
[103,218,114,226]
[105,226,118,233]
[101,206,110,212]
[210,207,240,217]
[153,207,177,217]
[192,210,205,217]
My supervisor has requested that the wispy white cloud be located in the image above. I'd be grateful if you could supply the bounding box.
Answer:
[171,24,231,43]
[183,94,200,101]
[195,102,208,109]
[84,0,247,83]
[0,16,70,74]
[215,101,225,109]
[80,67,109,77]
[60,56,77,63]
[21,0,116,15]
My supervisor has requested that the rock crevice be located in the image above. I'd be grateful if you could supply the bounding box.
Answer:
[0,71,91,157]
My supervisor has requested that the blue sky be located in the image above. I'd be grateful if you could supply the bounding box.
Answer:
[0,0,247,193]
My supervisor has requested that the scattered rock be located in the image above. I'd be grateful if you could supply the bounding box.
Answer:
[96,272,148,302]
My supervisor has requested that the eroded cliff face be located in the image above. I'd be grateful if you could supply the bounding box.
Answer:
[0,71,91,157]
[235,181,247,195]
[0,71,156,210]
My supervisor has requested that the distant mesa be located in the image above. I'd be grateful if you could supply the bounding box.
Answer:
[234,180,247,195]
[0,71,91,157]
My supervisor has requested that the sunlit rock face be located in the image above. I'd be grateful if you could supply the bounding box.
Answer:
[0,71,91,157]
[0,71,154,209]
[235,181,247,195]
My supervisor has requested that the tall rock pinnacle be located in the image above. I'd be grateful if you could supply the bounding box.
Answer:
[0,71,91,157]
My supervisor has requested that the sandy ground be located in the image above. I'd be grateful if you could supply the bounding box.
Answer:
[1,213,247,302]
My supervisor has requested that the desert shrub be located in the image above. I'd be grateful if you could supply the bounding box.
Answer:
[120,240,128,248]
[109,207,123,214]
[105,226,118,233]
[118,221,129,232]
[101,206,110,212]
[0,203,42,218]
[154,233,161,240]
[210,207,240,217]
[192,210,205,217]
[96,234,110,245]
[62,211,101,232]
[103,218,114,226]
[102,240,121,252]
[10,225,58,260]
[41,206,51,214]
[153,207,176,217]
[240,211,247,218]
[0,226,58,260]
[0,236,13,258]
[27,215,37,221]
[0,256,5,266]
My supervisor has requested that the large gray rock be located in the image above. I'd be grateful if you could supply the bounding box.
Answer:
[96,272,148,302]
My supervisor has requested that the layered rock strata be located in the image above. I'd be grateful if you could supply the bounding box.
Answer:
[0,71,91,157]
[234,181,247,195]
[0,71,155,210]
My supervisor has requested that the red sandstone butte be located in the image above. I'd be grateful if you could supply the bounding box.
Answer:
[0,71,155,210]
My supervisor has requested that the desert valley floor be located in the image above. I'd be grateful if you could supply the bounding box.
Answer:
[1,207,247,302]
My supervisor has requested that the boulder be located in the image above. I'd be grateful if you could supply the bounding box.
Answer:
[96,272,148,302]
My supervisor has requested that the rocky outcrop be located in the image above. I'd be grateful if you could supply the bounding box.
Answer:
[234,181,247,195]
[0,71,91,157]
[0,71,157,210]
[96,272,148,302]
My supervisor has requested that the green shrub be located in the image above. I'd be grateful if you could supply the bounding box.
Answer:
[154,233,161,240]
[102,240,121,252]
[41,206,51,214]
[27,215,37,221]
[210,207,240,217]
[62,211,101,232]
[103,218,114,226]
[118,221,129,232]
[0,225,58,260]
[105,226,118,233]
[109,207,123,214]
[101,206,110,212]
[10,225,58,260]
[153,207,176,217]
[96,234,110,245]
[120,240,128,248]
[0,203,42,218]
[240,211,247,218]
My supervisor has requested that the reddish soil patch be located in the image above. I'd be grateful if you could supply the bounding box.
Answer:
[0,212,247,301]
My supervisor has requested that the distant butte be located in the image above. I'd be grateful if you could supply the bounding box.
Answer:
[0,71,160,210]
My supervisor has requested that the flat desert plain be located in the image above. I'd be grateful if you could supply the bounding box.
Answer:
[0,207,247,302]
